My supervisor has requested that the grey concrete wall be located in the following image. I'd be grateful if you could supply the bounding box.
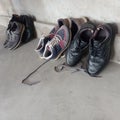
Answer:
[0,0,120,26]
[0,0,120,64]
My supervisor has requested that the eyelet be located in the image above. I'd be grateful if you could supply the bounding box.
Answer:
[91,30,94,33]
[97,28,100,30]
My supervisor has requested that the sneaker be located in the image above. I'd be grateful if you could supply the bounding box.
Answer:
[66,22,96,66]
[35,18,71,59]
[4,28,12,48]
[35,34,55,58]
[43,25,70,60]
[86,23,117,76]
[5,21,25,50]
[35,17,88,59]
[20,15,36,43]
[4,14,20,47]
[70,17,88,40]
[58,17,88,40]
[35,25,59,58]
[4,14,36,49]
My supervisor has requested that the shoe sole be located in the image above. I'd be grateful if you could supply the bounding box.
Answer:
[9,25,25,50]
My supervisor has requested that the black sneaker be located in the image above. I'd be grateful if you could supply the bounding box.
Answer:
[66,22,96,66]
[58,17,88,40]
[86,23,117,76]
[70,17,88,40]
[20,15,37,43]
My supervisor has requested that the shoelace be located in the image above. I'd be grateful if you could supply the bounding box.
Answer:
[54,61,102,77]
[92,44,102,57]
[22,59,51,86]
[49,36,60,47]
[54,61,85,73]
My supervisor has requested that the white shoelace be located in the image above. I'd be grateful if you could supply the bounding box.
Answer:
[49,36,60,47]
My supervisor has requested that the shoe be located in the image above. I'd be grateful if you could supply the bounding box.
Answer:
[58,17,88,40]
[20,15,36,43]
[4,14,36,49]
[4,28,12,48]
[5,21,25,50]
[4,14,20,47]
[70,17,88,40]
[66,22,96,66]
[35,17,88,59]
[35,18,71,59]
[43,25,70,60]
[35,25,59,58]
[58,18,71,29]
[86,23,117,76]
[35,34,55,58]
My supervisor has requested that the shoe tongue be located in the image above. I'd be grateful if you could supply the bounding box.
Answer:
[81,40,87,49]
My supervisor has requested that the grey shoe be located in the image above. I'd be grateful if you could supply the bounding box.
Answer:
[5,21,25,50]
[4,14,21,47]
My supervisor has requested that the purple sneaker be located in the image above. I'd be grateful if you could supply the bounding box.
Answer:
[35,18,72,59]
[43,25,70,60]
[35,25,59,58]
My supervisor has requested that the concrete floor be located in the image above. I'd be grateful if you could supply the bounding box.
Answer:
[0,26,120,120]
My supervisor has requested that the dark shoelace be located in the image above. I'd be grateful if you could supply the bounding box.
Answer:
[54,62,84,73]
[54,61,102,77]
[22,59,51,86]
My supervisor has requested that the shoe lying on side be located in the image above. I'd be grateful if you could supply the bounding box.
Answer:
[43,25,70,60]
[4,21,25,50]
[66,22,96,66]
[86,23,117,76]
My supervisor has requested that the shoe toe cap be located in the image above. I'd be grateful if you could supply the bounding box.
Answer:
[66,52,80,66]
[87,60,103,76]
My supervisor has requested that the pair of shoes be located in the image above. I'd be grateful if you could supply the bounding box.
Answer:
[36,25,70,60]
[4,14,36,50]
[35,25,59,59]
[35,17,88,60]
[66,22,117,76]
[35,18,72,59]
